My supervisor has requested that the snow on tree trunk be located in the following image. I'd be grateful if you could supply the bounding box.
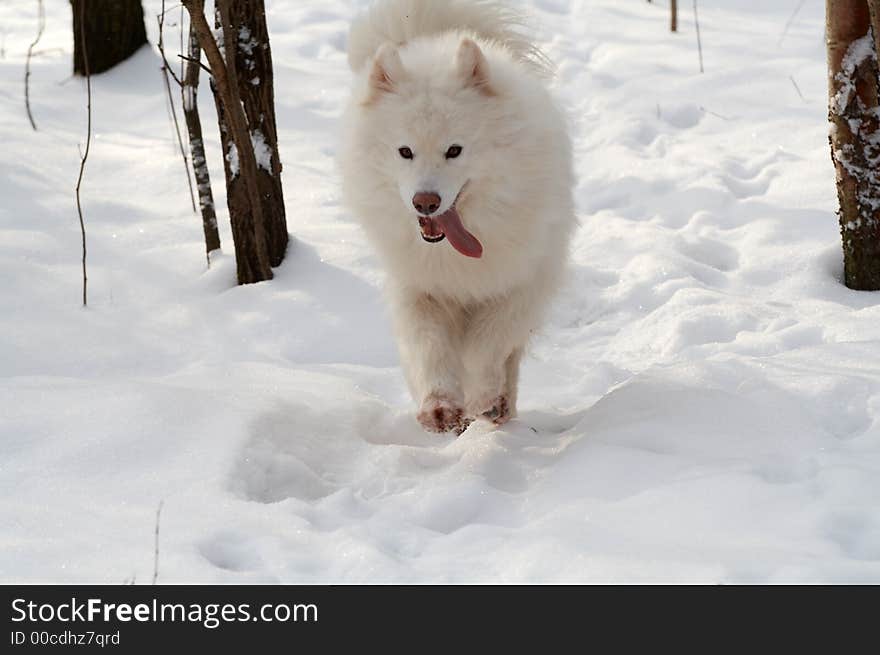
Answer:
[71,0,147,76]
[182,22,221,259]
[827,0,880,290]
[213,0,289,282]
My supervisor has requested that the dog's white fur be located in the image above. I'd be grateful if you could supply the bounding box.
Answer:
[340,0,576,433]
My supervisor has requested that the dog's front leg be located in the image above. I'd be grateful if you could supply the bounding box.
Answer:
[462,287,537,425]
[391,290,469,434]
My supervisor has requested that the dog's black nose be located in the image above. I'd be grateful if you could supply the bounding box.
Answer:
[413,192,441,215]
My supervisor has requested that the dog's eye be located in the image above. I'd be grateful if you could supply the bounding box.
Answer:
[445,145,463,159]
[398,146,414,160]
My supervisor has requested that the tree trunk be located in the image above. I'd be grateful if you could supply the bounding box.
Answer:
[71,0,147,75]
[183,0,282,284]
[671,0,678,32]
[213,0,289,277]
[182,22,221,259]
[869,0,880,55]
[827,0,880,290]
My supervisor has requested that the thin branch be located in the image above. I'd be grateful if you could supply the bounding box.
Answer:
[75,0,91,308]
[778,0,807,46]
[160,58,184,87]
[156,0,184,87]
[152,500,164,585]
[177,53,212,76]
[159,0,197,213]
[693,0,704,73]
[25,0,46,130]
[179,4,185,84]
[789,74,806,102]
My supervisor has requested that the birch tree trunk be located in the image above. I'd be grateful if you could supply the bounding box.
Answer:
[71,0,147,75]
[827,0,880,290]
[182,22,221,259]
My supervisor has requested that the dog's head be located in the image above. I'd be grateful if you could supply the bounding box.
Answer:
[349,37,504,258]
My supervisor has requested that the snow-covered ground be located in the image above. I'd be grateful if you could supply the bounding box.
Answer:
[2,0,879,583]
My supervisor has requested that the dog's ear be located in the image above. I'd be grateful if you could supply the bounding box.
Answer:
[456,38,494,96]
[366,43,405,101]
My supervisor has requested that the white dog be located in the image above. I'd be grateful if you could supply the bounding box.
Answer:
[340,0,576,434]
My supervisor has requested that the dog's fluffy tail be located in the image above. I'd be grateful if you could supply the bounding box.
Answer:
[347,0,550,74]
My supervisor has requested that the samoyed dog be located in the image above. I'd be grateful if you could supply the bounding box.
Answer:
[340,0,576,434]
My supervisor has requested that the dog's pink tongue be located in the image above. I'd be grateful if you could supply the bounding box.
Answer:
[437,207,482,258]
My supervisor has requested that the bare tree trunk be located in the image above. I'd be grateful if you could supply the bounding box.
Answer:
[182,22,221,260]
[183,0,277,284]
[671,0,678,32]
[213,0,289,271]
[71,0,147,75]
[827,0,880,290]
[869,1,880,57]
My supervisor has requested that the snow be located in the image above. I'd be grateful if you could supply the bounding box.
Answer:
[251,129,273,172]
[2,0,880,583]
[182,84,195,112]
[225,141,239,176]
[224,130,272,176]
[238,25,258,59]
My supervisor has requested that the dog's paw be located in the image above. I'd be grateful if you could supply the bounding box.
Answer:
[479,395,511,426]
[417,394,472,435]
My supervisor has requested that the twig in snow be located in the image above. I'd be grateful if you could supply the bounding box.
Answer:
[25,0,46,130]
[152,500,163,585]
[158,0,197,213]
[699,106,733,121]
[693,0,704,73]
[74,0,90,308]
[778,0,806,46]
[789,74,806,102]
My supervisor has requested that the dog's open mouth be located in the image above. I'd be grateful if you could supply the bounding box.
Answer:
[419,226,446,243]
[416,186,483,258]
